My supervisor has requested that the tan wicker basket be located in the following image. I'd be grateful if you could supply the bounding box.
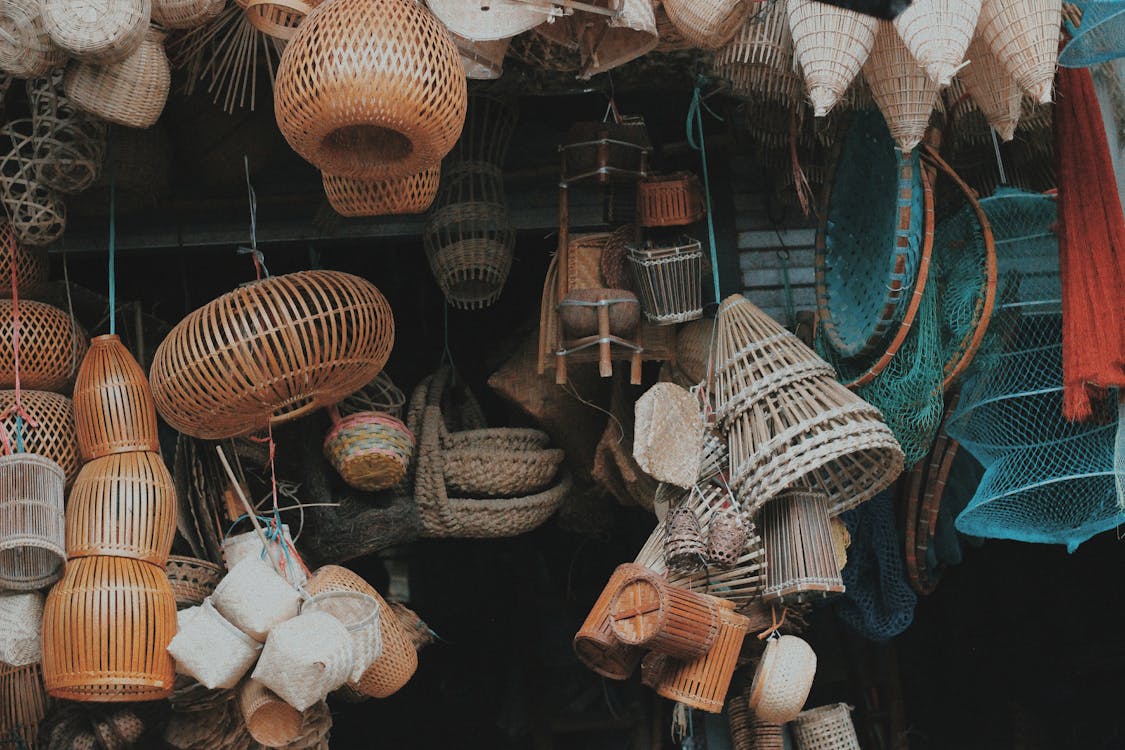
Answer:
[0,300,85,393]
[787,0,879,116]
[649,599,749,713]
[746,634,817,724]
[165,555,224,609]
[0,224,48,301]
[0,119,66,248]
[152,0,226,29]
[976,0,1060,104]
[862,21,942,153]
[41,0,150,64]
[63,26,171,129]
[0,390,79,486]
[73,334,160,462]
[0,0,67,78]
[892,0,979,86]
[322,166,440,218]
[790,703,861,750]
[238,679,304,747]
[663,0,749,49]
[0,453,65,591]
[958,33,1023,141]
[0,661,49,749]
[573,563,646,680]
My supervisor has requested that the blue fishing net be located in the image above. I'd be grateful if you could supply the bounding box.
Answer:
[1059,1,1125,68]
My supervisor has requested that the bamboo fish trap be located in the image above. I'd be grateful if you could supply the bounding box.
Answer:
[975,0,1061,104]
[892,0,980,87]
[863,21,942,153]
[760,491,845,603]
[787,0,879,116]
[0,453,65,591]
[957,33,1023,141]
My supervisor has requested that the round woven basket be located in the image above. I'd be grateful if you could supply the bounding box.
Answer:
[41,555,177,702]
[152,0,226,29]
[238,679,304,747]
[323,410,414,492]
[27,70,107,195]
[787,0,879,116]
[0,0,68,79]
[0,119,66,248]
[63,26,171,129]
[0,661,49,749]
[0,224,49,301]
[443,439,564,497]
[0,390,79,486]
[0,453,65,591]
[746,634,817,724]
[167,599,262,690]
[651,599,749,713]
[322,165,441,218]
[41,0,150,64]
[73,334,161,462]
[65,451,176,566]
[975,0,1060,104]
[790,703,861,750]
[274,0,467,180]
[663,0,748,49]
[251,610,353,711]
[165,555,225,609]
[862,21,941,153]
[150,270,395,440]
[0,300,85,393]
[891,0,979,87]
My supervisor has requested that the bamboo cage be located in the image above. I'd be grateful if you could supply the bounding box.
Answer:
[761,491,845,603]
[0,453,65,592]
[627,237,704,325]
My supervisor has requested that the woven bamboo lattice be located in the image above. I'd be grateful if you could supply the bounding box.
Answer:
[323,410,414,492]
[243,0,320,40]
[152,0,226,29]
[863,23,941,152]
[73,334,160,462]
[790,703,861,750]
[976,0,1060,104]
[892,0,980,86]
[662,0,749,49]
[0,662,49,749]
[0,390,79,486]
[573,563,646,680]
[638,172,705,227]
[761,491,845,603]
[713,0,802,105]
[713,294,903,516]
[27,71,107,196]
[957,33,1023,141]
[608,567,721,659]
[41,0,150,64]
[0,0,67,79]
[787,0,879,116]
[455,35,510,79]
[42,555,177,702]
[0,224,48,301]
[0,300,85,393]
[274,0,467,180]
[305,565,418,698]
[746,634,817,724]
[648,599,750,713]
[0,120,66,248]
[150,270,394,440]
[322,166,440,218]
[65,452,176,566]
[63,27,171,129]
[0,453,65,591]
[164,555,224,609]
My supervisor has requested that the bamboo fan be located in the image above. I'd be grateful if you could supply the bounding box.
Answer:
[892,0,980,86]
[646,600,749,713]
[863,21,942,153]
[663,0,750,50]
[713,0,803,106]
[975,0,1061,104]
[27,71,107,196]
[0,662,49,749]
[0,453,65,591]
[72,334,160,462]
[40,0,150,65]
[761,491,845,603]
[787,0,879,116]
[0,301,86,393]
[958,33,1023,141]
[322,166,441,218]
[0,0,67,79]
[63,27,171,129]
[0,224,48,301]
[0,390,80,485]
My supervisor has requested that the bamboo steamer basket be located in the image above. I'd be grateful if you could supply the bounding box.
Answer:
[0,453,65,591]
[0,661,49,749]
[663,0,749,50]
[958,33,1023,141]
[649,599,750,713]
[0,301,86,393]
[892,0,980,86]
[41,555,177,702]
[761,491,845,603]
[41,0,150,64]
[790,703,861,750]
[0,120,66,248]
[572,563,646,680]
[713,0,802,106]
[65,452,176,566]
[863,21,942,153]
[747,634,817,724]
[239,679,304,747]
[0,0,67,78]
[0,390,79,486]
[210,557,301,643]
[608,566,721,659]
[72,334,160,462]
[322,166,441,218]
[150,270,395,440]
[63,27,171,129]
[164,555,224,609]
[788,0,879,116]
[152,0,226,29]
[0,224,48,300]
[274,0,467,181]
[975,0,1060,104]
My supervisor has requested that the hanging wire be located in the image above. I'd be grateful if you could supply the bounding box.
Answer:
[686,76,724,307]
[989,127,1009,186]
[237,155,269,279]
[107,129,117,337]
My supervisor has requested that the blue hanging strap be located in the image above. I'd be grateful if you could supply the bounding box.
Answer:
[686,76,723,306]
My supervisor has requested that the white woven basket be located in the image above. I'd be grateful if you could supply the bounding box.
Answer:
[210,557,302,642]
[167,598,262,689]
[252,611,353,711]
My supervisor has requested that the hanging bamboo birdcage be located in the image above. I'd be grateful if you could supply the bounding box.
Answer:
[958,33,1023,141]
[73,334,160,462]
[0,452,65,591]
[862,21,942,153]
[975,0,1060,104]
[0,300,86,393]
[892,0,980,86]
[761,491,845,603]
[787,0,879,116]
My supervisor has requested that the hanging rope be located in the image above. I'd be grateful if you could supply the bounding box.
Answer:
[108,131,117,337]
[1,234,38,454]
[237,155,269,280]
[686,75,723,307]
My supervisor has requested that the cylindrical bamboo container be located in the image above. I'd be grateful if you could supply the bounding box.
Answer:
[608,566,720,659]
[572,563,647,680]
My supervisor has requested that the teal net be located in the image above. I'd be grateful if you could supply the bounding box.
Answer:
[1059,1,1125,68]
[932,196,993,387]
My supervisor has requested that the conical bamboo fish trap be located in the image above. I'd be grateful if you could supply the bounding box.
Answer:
[713,0,803,105]
[788,0,879,116]
[761,491,845,603]
[975,0,1061,104]
[648,599,749,713]
[72,334,160,462]
[0,390,80,486]
[0,662,49,749]
[573,563,646,680]
[892,0,980,86]
[0,453,65,591]
[0,300,86,393]
[663,0,749,50]
[322,166,441,218]
[863,21,942,153]
[958,33,1022,141]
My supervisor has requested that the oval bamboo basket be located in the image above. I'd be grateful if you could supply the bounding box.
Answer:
[608,567,721,659]
[0,390,80,486]
[165,555,224,609]
[150,270,395,440]
[0,300,85,393]
[0,453,65,591]
[892,0,980,86]
[862,21,942,153]
[152,0,226,29]
[41,0,150,65]
[63,27,171,129]
[976,0,1060,104]
[663,0,749,50]
[788,0,879,116]
[72,334,160,461]
[238,679,305,747]
[746,634,817,724]
[0,120,67,248]
[274,0,467,181]
[790,703,861,749]
[322,166,441,218]
[41,555,177,702]
[0,662,49,749]
[650,599,750,713]
[0,223,49,300]
[65,451,176,566]
[573,563,646,680]
[0,0,67,79]
[958,33,1023,141]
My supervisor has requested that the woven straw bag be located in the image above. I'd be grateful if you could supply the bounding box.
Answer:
[892,0,980,86]
[41,0,150,64]
[301,591,381,682]
[0,390,79,485]
[0,119,66,248]
[0,224,48,300]
[747,634,817,724]
[165,555,224,609]
[239,679,305,747]
[152,0,225,28]
[274,0,467,181]
[0,300,84,393]
[958,33,1023,141]
[976,0,1060,104]
[633,382,703,488]
[790,703,861,750]
[322,166,440,218]
[63,27,171,129]
[0,0,67,78]
[663,0,748,49]
[168,599,262,690]
[442,425,563,497]
[0,591,43,666]
[210,557,302,642]
[788,0,879,116]
[72,334,160,462]
[863,21,942,153]
[0,453,65,592]
[252,610,353,711]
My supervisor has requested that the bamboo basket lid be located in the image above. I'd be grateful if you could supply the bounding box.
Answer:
[975,0,1061,104]
[428,0,550,41]
[862,21,942,153]
[0,300,86,393]
[322,166,441,218]
[958,32,1023,141]
[0,224,48,300]
[150,270,395,440]
[41,0,151,65]
[0,0,67,79]
[787,0,879,117]
[0,390,80,486]
[0,453,65,591]
[72,334,160,462]
[892,0,980,86]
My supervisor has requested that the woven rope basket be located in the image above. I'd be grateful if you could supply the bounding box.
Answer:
[862,21,942,153]
[41,0,150,64]
[27,70,107,196]
[165,555,224,609]
[0,300,85,393]
[274,0,467,180]
[0,591,44,666]
[790,703,861,750]
[0,224,48,300]
[663,0,748,49]
[63,27,171,129]
[73,334,160,462]
[892,0,979,86]
[0,662,49,749]
[958,33,1023,141]
[238,679,304,747]
[0,453,65,591]
[150,270,394,440]
[788,0,879,116]
[573,563,646,680]
[152,0,226,28]
[0,119,66,248]
[747,634,817,724]
[322,166,440,218]
[976,0,1060,104]
[0,0,67,78]
[650,600,749,713]
[0,390,79,486]
[167,600,262,690]
[42,555,177,702]
[251,610,353,711]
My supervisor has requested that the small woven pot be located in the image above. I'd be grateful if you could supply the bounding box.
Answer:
[251,610,353,711]
[665,502,706,570]
[0,390,79,486]
[0,223,48,300]
[0,591,43,666]
[608,567,720,659]
[0,119,66,248]
[707,511,747,568]
[0,661,49,749]
[787,0,879,116]
[210,557,302,642]
[633,382,703,489]
[63,27,170,129]
[301,591,381,683]
[0,453,65,591]
[322,166,440,218]
[558,289,641,338]
[167,599,262,690]
[323,410,414,492]
[72,334,160,461]
[152,0,226,28]
[41,0,150,64]
[746,634,817,724]
[239,679,304,747]
[165,555,224,609]
[0,300,85,393]
[790,703,860,750]
[0,0,67,78]
[221,526,308,588]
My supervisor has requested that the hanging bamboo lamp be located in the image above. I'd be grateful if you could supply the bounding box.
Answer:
[863,21,942,153]
[0,301,86,393]
[975,0,1061,104]
[958,33,1022,141]
[892,0,980,86]
[322,166,441,218]
[72,334,160,461]
[0,390,80,485]
[788,0,879,117]
[0,452,65,591]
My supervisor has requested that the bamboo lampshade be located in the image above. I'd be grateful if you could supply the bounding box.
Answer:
[0,224,49,300]
[0,453,65,591]
[322,166,441,218]
[149,270,394,440]
[273,0,467,181]
[41,555,177,702]
[0,390,80,486]
[787,0,879,116]
[862,21,942,153]
[0,661,49,749]
[0,300,86,393]
[40,0,150,65]
[975,0,1061,104]
[892,0,980,86]
[72,334,160,461]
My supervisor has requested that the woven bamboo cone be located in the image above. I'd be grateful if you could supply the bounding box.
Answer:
[863,21,942,153]
[958,33,1022,141]
[975,0,1061,104]
[788,0,880,116]
[662,0,748,50]
[892,0,980,86]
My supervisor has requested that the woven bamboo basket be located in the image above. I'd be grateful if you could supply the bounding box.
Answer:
[251,610,353,711]
[761,491,845,603]
[747,634,817,724]
[211,557,301,642]
[27,71,107,196]
[578,0,660,78]
[324,410,414,492]
[152,0,226,29]
[633,382,703,488]
[73,334,160,462]
[713,294,903,515]
[958,33,1023,141]
[863,21,942,153]
[238,679,304,747]
[63,27,171,129]
[274,0,466,180]
[150,270,394,440]
[892,0,980,86]
[627,237,704,325]
[167,599,262,690]
[304,565,418,698]
[301,591,381,682]
[243,0,318,40]
[0,591,43,666]
[0,120,66,248]
[165,555,224,609]
[638,172,705,227]
[41,0,150,64]
[790,703,860,750]
[0,390,79,486]
[0,224,48,301]
[0,453,65,592]
[648,599,750,713]
[322,166,440,218]
[713,0,802,105]
[0,0,67,79]
[573,563,646,680]
[608,567,721,659]
[561,120,651,183]
[65,451,176,566]
[428,0,549,41]
[787,0,879,116]
[976,0,1060,104]
[0,301,85,393]
[0,662,49,749]
[664,502,706,569]
[663,0,749,49]
[455,35,510,79]
[41,555,177,702]
[749,716,786,750]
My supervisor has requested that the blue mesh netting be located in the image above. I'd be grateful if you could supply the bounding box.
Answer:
[1059,1,1125,68]
[929,447,985,571]
[835,491,917,641]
